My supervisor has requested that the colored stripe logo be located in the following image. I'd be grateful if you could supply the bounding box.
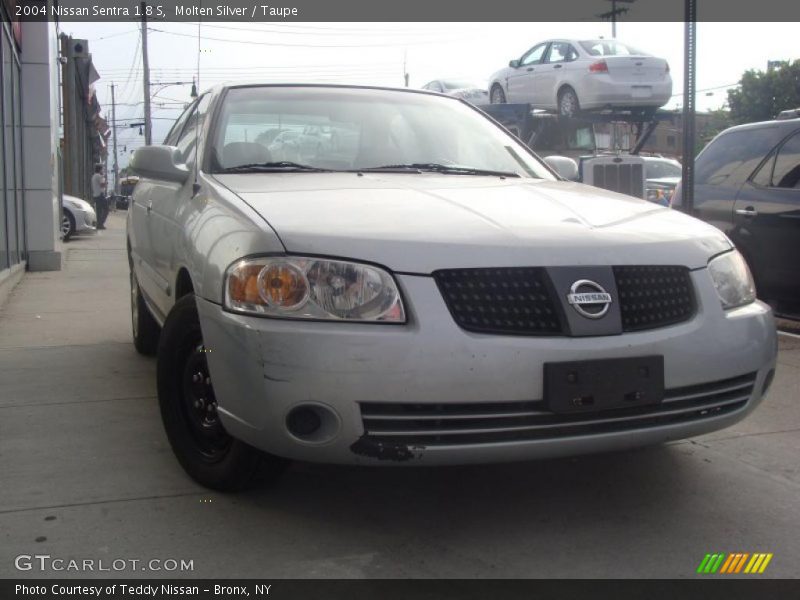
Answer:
[697,553,773,574]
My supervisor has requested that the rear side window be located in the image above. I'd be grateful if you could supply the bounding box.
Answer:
[546,42,577,63]
[771,131,800,188]
[695,127,780,188]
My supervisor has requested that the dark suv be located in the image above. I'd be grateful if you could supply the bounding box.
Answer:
[673,117,800,315]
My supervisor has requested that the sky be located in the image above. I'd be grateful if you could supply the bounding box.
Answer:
[59,20,799,169]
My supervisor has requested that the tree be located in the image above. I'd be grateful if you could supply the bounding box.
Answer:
[696,109,732,155]
[727,60,800,124]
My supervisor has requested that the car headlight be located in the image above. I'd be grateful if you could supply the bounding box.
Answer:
[707,250,756,309]
[225,256,406,322]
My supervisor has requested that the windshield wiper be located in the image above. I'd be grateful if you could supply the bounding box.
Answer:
[356,163,520,178]
[220,161,334,173]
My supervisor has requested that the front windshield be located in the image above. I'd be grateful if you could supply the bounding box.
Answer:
[646,160,681,179]
[210,86,555,179]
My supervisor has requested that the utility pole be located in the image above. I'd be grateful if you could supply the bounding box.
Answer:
[599,0,635,38]
[140,1,152,145]
[680,0,697,214]
[110,83,119,195]
[403,49,409,87]
[60,34,79,197]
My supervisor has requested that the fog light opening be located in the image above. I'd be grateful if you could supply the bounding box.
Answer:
[285,403,341,444]
[286,407,322,437]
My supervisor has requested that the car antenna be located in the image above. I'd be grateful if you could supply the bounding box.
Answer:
[192,18,202,197]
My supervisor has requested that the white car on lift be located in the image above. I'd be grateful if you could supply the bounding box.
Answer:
[489,39,672,116]
[421,79,489,104]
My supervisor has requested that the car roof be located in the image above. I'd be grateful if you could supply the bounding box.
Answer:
[717,117,800,136]
[203,82,454,99]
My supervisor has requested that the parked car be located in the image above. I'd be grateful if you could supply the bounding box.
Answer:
[61,194,96,241]
[128,84,775,491]
[266,129,324,163]
[643,156,682,205]
[112,194,130,210]
[489,39,672,116]
[672,116,800,315]
[422,79,489,104]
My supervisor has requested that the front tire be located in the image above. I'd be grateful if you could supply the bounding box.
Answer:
[61,211,75,242]
[157,294,288,491]
[490,84,507,104]
[130,270,160,356]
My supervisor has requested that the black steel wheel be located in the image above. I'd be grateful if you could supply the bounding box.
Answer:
[157,294,288,491]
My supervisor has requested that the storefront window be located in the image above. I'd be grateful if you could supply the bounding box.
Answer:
[0,19,24,272]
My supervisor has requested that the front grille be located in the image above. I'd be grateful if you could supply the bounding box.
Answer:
[435,265,696,336]
[614,266,696,332]
[433,267,563,335]
[359,372,756,446]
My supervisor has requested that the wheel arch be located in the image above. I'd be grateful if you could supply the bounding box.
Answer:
[175,266,196,300]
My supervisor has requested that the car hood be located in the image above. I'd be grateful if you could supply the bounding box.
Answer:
[449,87,489,97]
[213,173,730,273]
[647,176,681,187]
[64,194,94,212]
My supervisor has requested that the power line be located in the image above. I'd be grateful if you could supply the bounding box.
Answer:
[92,29,139,41]
[148,27,479,49]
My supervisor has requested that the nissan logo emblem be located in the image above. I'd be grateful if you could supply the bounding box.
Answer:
[567,279,612,319]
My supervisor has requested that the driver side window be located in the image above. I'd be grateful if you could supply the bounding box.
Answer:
[521,43,549,66]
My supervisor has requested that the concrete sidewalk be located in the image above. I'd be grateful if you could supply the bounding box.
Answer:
[1,211,799,578]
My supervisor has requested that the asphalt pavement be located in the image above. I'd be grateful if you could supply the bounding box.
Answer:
[1,212,798,578]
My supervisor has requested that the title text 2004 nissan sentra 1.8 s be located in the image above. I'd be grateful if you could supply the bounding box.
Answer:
[128,84,776,491]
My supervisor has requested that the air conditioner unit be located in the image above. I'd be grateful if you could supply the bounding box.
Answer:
[67,39,90,59]
[580,154,645,199]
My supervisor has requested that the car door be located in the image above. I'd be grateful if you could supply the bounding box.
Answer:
[129,99,197,313]
[693,125,780,236]
[733,128,800,308]
[537,41,577,108]
[146,94,212,318]
[506,42,549,103]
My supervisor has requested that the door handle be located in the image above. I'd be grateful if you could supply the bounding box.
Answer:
[553,64,563,69]
[735,207,757,217]
[526,67,534,72]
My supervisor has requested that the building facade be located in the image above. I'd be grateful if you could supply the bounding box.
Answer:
[0,3,26,287]
[1,0,68,304]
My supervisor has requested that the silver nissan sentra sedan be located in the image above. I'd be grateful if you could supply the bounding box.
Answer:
[128,84,777,490]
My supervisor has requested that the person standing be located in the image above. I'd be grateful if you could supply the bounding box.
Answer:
[91,164,108,230]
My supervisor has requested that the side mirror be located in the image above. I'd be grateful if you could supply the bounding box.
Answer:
[130,145,190,184]
[509,59,520,68]
[544,155,580,181]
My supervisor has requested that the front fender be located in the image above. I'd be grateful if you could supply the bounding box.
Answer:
[183,173,285,305]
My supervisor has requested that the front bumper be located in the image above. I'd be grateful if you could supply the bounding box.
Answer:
[72,207,97,234]
[197,270,777,465]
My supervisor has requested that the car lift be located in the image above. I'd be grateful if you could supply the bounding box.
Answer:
[479,103,675,157]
